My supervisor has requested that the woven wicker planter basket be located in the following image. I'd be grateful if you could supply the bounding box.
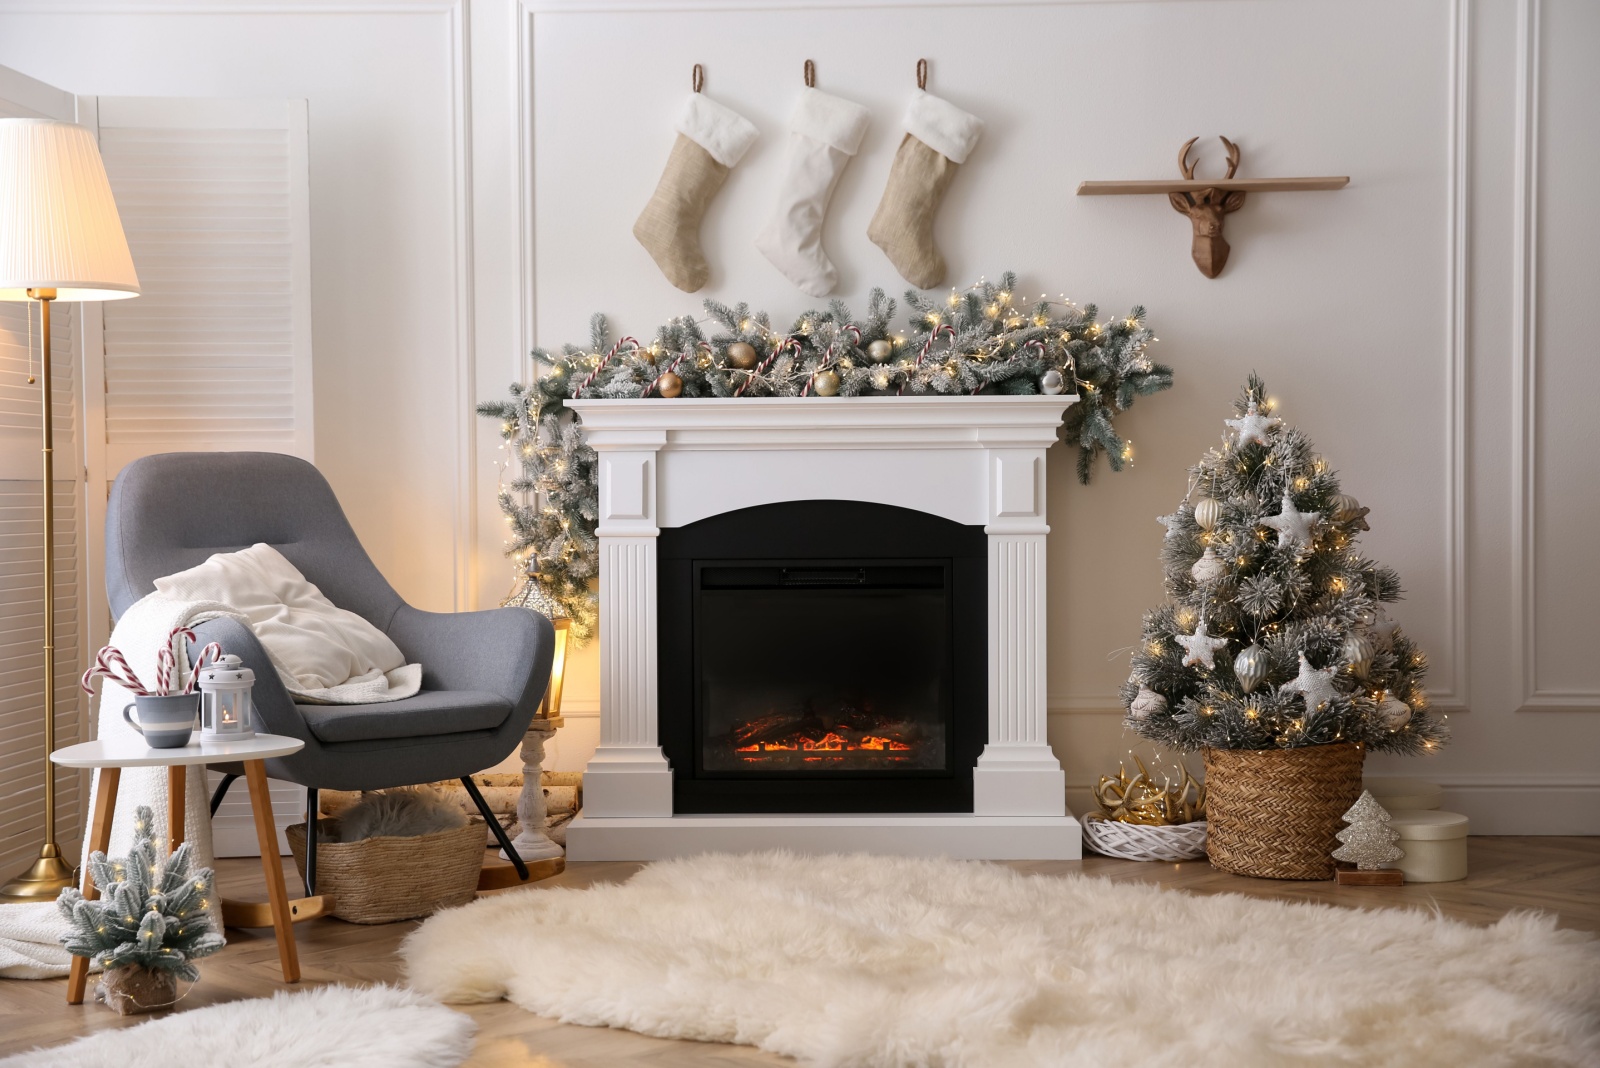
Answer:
[1202,742,1364,880]
[287,817,485,924]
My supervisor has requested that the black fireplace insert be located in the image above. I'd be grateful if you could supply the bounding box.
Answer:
[658,500,986,813]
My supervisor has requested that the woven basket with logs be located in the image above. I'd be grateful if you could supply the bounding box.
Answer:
[287,817,487,924]
[1201,742,1365,880]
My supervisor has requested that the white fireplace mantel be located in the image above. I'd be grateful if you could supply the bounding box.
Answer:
[563,396,1083,861]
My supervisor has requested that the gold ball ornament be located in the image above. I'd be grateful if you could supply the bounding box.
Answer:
[1342,632,1375,679]
[866,339,894,363]
[1193,496,1222,531]
[812,369,841,397]
[1332,493,1371,531]
[727,341,758,370]
[657,372,684,399]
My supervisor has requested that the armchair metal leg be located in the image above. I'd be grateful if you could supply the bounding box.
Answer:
[209,772,240,817]
[304,787,318,897]
[461,775,528,881]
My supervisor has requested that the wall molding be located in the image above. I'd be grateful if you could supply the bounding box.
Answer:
[1509,0,1594,712]
[446,0,478,612]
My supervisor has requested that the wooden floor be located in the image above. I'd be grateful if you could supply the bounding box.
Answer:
[2,836,1595,1065]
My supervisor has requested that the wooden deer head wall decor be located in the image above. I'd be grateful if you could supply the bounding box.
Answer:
[1076,141,1348,280]
[1168,137,1246,278]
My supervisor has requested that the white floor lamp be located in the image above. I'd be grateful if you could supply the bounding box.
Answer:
[0,118,140,901]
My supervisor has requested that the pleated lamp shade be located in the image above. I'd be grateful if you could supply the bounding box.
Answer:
[0,118,140,301]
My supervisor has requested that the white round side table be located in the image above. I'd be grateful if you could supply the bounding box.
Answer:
[51,734,310,1005]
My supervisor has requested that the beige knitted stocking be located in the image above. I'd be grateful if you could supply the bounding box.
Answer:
[867,90,984,290]
[633,93,758,294]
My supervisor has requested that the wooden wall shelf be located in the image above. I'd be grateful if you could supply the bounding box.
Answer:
[1079,137,1349,278]
[1077,177,1349,195]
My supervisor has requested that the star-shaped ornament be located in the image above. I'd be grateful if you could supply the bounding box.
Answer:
[1225,401,1281,447]
[1367,606,1399,647]
[1261,492,1321,548]
[1279,652,1339,711]
[1176,614,1230,670]
[1157,512,1181,540]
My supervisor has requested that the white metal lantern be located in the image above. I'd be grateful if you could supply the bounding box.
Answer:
[197,654,256,739]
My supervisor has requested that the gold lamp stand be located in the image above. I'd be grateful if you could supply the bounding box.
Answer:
[1,289,75,901]
[0,117,141,901]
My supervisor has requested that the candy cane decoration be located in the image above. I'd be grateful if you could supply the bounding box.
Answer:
[571,336,640,398]
[899,324,955,395]
[734,336,800,397]
[801,325,860,397]
[646,352,689,397]
[81,645,151,697]
[186,642,223,694]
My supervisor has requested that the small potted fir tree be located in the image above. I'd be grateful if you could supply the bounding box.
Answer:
[1123,377,1448,879]
[57,805,225,1013]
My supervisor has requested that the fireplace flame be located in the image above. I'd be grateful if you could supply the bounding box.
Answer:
[734,732,912,755]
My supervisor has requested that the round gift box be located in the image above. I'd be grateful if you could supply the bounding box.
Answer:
[1363,776,1442,812]
[1388,809,1469,883]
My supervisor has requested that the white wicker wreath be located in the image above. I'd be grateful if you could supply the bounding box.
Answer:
[1082,816,1208,862]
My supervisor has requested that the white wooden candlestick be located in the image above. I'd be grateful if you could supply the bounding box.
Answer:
[504,717,565,862]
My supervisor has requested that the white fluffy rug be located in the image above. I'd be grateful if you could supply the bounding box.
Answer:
[0,983,475,1067]
[402,852,1600,1068]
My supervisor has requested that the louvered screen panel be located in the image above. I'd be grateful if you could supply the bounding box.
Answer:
[96,99,312,465]
[0,482,82,878]
[0,304,74,481]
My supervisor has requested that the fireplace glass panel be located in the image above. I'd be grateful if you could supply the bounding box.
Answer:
[696,564,952,776]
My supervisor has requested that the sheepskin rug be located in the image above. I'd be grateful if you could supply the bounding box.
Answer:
[402,851,1600,1068]
[0,983,475,1068]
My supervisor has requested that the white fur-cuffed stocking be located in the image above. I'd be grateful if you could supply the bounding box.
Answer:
[754,87,871,297]
[867,90,984,289]
[634,93,759,293]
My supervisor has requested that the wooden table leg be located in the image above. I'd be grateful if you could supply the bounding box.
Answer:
[167,765,186,853]
[68,767,120,1006]
[244,759,300,983]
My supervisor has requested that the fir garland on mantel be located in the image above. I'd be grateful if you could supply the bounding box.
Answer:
[478,273,1174,640]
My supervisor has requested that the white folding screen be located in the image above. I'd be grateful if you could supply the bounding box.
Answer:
[92,97,314,472]
[81,96,314,856]
[0,65,86,877]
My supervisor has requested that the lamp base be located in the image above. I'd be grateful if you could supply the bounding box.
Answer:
[0,842,76,901]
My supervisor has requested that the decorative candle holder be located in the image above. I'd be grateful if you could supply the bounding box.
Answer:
[197,654,256,739]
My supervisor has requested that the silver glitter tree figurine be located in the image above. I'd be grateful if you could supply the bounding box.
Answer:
[1332,789,1405,885]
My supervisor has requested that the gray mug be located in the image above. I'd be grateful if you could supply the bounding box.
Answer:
[123,693,199,749]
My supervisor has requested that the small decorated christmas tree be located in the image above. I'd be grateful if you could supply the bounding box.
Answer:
[1332,790,1404,870]
[57,805,225,1012]
[1122,375,1449,754]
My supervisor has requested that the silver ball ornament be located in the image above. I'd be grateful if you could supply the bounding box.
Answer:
[1039,368,1065,395]
[1342,632,1375,679]
[866,339,894,364]
[1233,644,1269,694]
[812,369,841,397]
[1193,497,1222,531]
[1190,546,1226,585]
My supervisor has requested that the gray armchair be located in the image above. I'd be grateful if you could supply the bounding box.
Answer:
[106,452,555,887]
